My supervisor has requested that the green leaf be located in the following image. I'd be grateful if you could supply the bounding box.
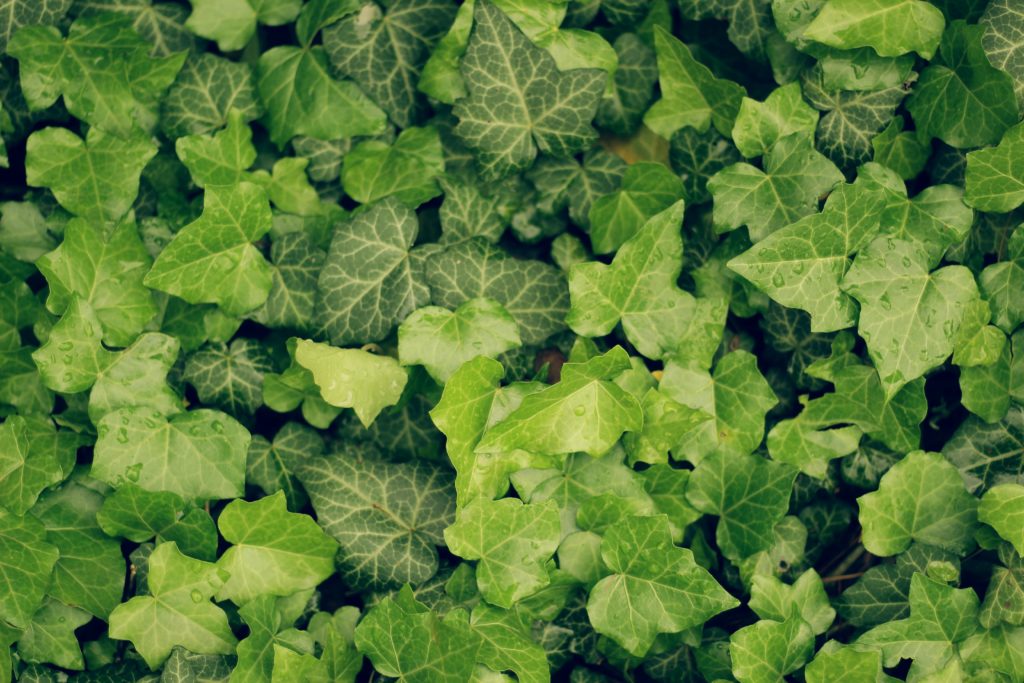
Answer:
[75,0,194,57]
[528,148,626,228]
[586,514,738,657]
[979,484,1024,556]
[708,132,843,242]
[323,0,456,128]
[37,216,156,347]
[0,0,70,52]
[174,109,256,189]
[679,0,775,61]
[767,418,863,479]
[293,338,407,427]
[96,483,217,561]
[644,25,745,140]
[445,498,560,607]
[805,645,886,683]
[0,416,64,516]
[91,407,250,501]
[353,586,480,682]
[669,126,744,204]
[398,298,520,384]
[943,404,1024,492]
[731,82,819,159]
[184,339,275,418]
[0,347,53,416]
[144,182,273,316]
[315,198,427,345]
[750,570,836,635]
[595,32,658,137]
[32,297,114,394]
[587,162,684,255]
[184,0,300,51]
[17,599,90,670]
[342,126,444,207]
[842,237,979,397]
[802,0,945,58]
[979,229,1024,332]
[108,541,237,670]
[297,454,455,590]
[857,450,978,556]
[247,422,322,512]
[425,239,570,346]
[730,614,815,683]
[24,126,156,224]
[257,41,386,149]
[623,388,712,466]
[252,232,325,332]
[88,332,184,425]
[965,121,1024,213]
[30,482,125,620]
[452,0,604,179]
[216,491,338,604]
[8,12,185,135]
[476,347,642,457]
[160,53,263,138]
[728,181,886,333]
[232,594,314,683]
[872,117,930,181]
[470,603,549,683]
[0,507,58,629]
[980,0,1024,111]
[907,21,1018,148]
[262,339,342,429]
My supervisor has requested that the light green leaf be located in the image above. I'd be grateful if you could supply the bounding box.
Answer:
[729,181,886,333]
[731,82,819,159]
[96,483,217,561]
[979,484,1024,556]
[8,12,185,135]
[315,198,427,345]
[730,614,815,683]
[452,0,604,179]
[0,201,59,263]
[342,126,444,207]
[109,541,237,670]
[174,109,256,188]
[247,422,322,512]
[595,32,658,136]
[805,645,887,683]
[943,404,1024,492]
[750,570,835,635]
[89,332,184,425]
[144,182,273,316]
[708,132,843,242]
[32,297,114,394]
[418,0,474,104]
[470,603,549,683]
[586,514,738,657]
[24,126,156,224]
[872,117,930,180]
[0,416,64,516]
[802,0,945,58]
[184,339,274,418]
[216,491,338,604]
[527,148,625,228]
[979,229,1024,332]
[767,418,863,479]
[857,450,978,556]
[476,347,642,457]
[981,0,1024,112]
[845,238,977,399]
[293,338,407,427]
[0,508,58,629]
[426,238,569,345]
[17,599,90,671]
[587,162,685,255]
[907,21,1017,148]
[644,25,745,139]
[91,407,250,501]
[679,0,775,62]
[323,0,456,128]
[297,454,454,590]
[262,339,342,429]
[398,298,520,384]
[965,121,1024,213]
[185,0,300,51]
[353,586,480,683]
[232,594,315,683]
[623,389,712,466]
[160,53,263,138]
[445,498,560,608]
[74,0,194,57]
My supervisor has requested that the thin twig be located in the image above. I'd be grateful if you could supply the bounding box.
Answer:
[822,571,867,584]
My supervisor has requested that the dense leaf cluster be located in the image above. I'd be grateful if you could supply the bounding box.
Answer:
[1,0,1024,681]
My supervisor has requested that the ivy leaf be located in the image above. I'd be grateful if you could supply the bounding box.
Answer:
[32,297,114,394]
[174,109,256,189]
[445,498,560,608]
[678,0,775,61]
[623,389,712,466]
[644,25,745,140]
[75,0,194,57]
[36,216,156,347]
[315,198,427,346]
[979,484,1024,556]
[0,0,70,52]
[184,339,275,418]
[586,514,739,657]
[981,0,1024,111]
[8,12,185,135]
[184,0,300,51]
[842,236,979,397]
[708,132,843,242]
[750,570,836,635]
[805,645,886,683]
[728,181,886,333]
[353,586,480,682]
[476,347,642,458]
[144,182,273,317]
[595,32,658,136]
[730,614,815,683]
[96,483,217,561]
[252,232,325,332]
[857,450,978,556]
[297,454,455,590]
[669,126,744,204]
[398,298,520,384]
[425,238,570,346]
[979,228,1024,332]
[160,53,263,138]
[88,332,184,425]
[17,598,90,671]
[0,416,64,516]
[528,149,626,228]
[802,0,945,58]
[24,127,156,224]
[943,405,1024,492]
[216,491,338,604]
[964,121,1024,213]
[342,126,444,207]
[731,82,819,159]
[470,603,549,683]
[0,508,58,629]
[91,407,250,501]
[907,21,1018,149]
[293,338,407,427]
[452,0,604,180]
[323,0,456,128]
[108,541,237,670]
[247,422,322,512]
[262,339,342,430]
[587,162,685,255]
[872,117,930,180]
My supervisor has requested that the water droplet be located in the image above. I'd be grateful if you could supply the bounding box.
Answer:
[62,372,73,383]
[771,272,785,287]
[58,341,73,351]
[211,420,224,433]
[879,295,892,311]
[116,429,129,444]
[62,354,74,364]
[83,323,94,337]
[190,589,203,603]
[573,405,586,416]
[125,463,142,482]
[901,256,912,268]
